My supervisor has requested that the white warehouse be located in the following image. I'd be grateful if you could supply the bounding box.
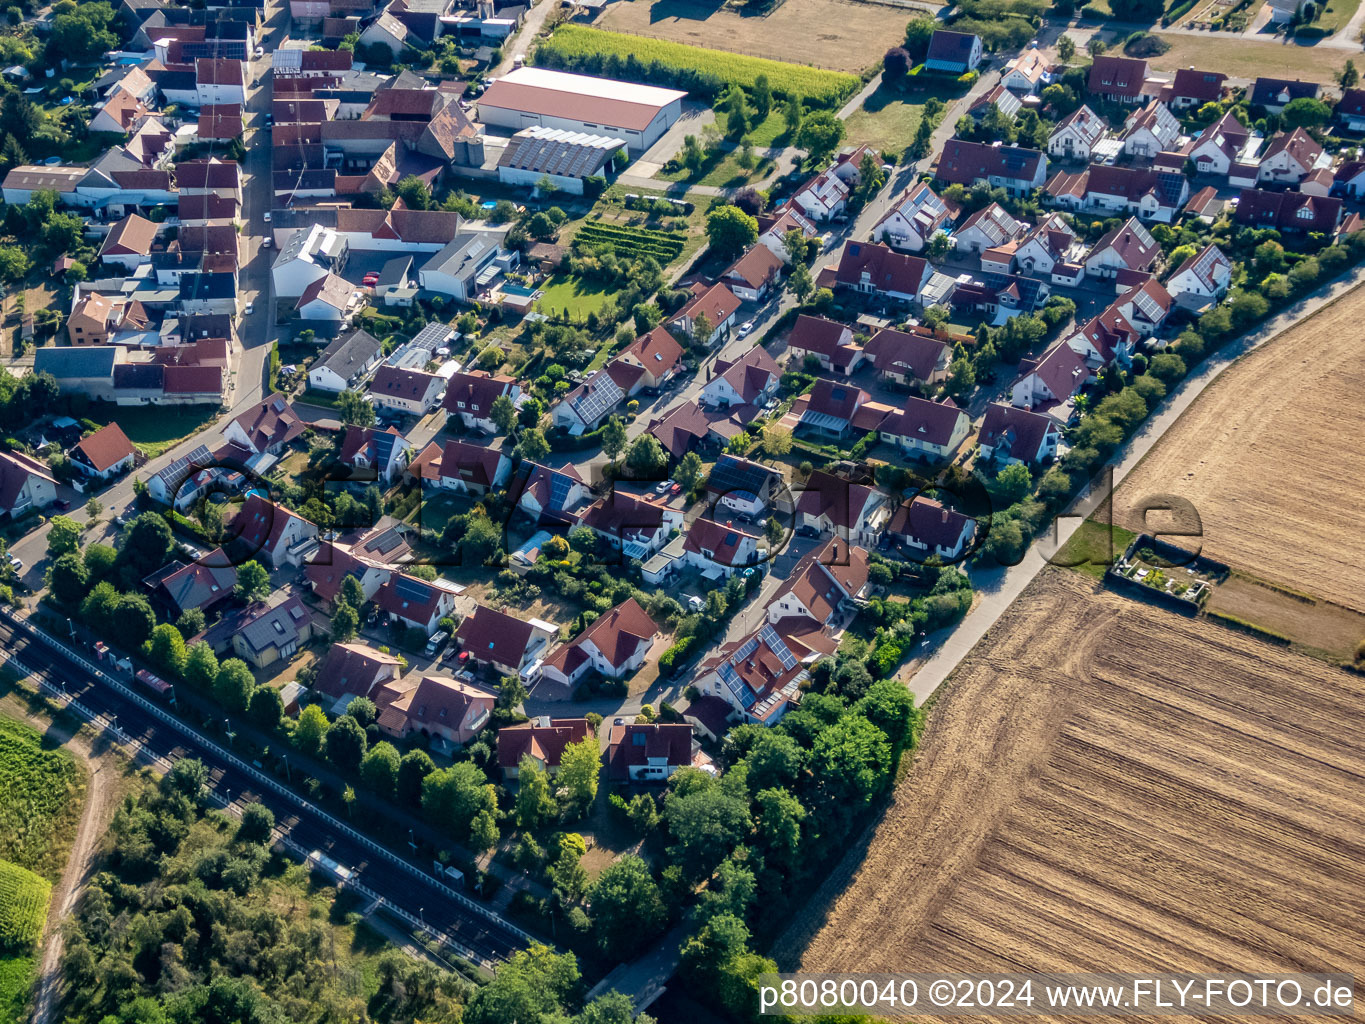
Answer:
[476,67,686,154]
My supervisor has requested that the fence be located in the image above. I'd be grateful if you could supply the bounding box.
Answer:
[0,608,529,970]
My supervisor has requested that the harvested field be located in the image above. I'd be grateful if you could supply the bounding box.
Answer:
[779,571,1365,1012]
[597,0,911,74]
[1207,573,1365,662]
[1146,34,1354,84]
[1113,285,1365,614]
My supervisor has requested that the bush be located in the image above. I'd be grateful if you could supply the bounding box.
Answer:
[658,636,696,675]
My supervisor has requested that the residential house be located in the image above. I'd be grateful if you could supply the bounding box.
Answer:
[936,139,1048,194]
[297,273,355,322]
[368,365,444,416]
[222,394,305,456]
[1112,277,1174,335]
[861,326,953,386]
[146,443,216,510]
[1250,77,1318,113]
[306,539,394,610]
[886,496,976,561]
[0,451,57,518]
[697,617,834,725]
[873,181,958,253]
[953,203,1026,255]
[69,423,135,481]
[229,493,320,568]
[1234,189,1342,233]
[1183,110,1253,179]
[1003,213,1079,277]
[145,556,236,619]
[796,471,889,547]
[1084,218,1159,278]
[407,438,511,494]
[950,271,1050,317]
[705,454,787,519]
[1066,305,1139,372]
[613,326,685,393]
[682,516,763,578]
[496,716,595,778]
[669,282,741,345]
[755,205,817,263]
[515,462,589,523]
[539,597,658,688]
[766,537,871,628]
[442,371,521,433]
[648,401,755,459]
[789,170,850,222]
[359,11,411,56]
[1010,341,1090,414]
[338,425,412,484]
[1045,164,1189,224]
[89,83,150,134]
[580,490,682,559]
[1047,105,1107,163]
[606,721,695,781]
[375,573,457,633]
[925,30,982,73]
[1088,55,1148,104]
[418,233,517,302]
[1299,167,1334,198]
[827,240,932,305]
[878,395,971,461]
[308,328,384,392]
[272,223,350,298]
[1164,67,1226,109]
[312,641,403,715]
[1122,102,1180,159]
[374,675,495,746]
[196,57,246,106]
[1257,128,1325,186]
[551,368,624,435]
[785,315,864,374]
[99,214,158,272]
[976,402,1061,465]
[968,85,1023,121]
[456,604,557,676]
[1000,47,1049,90]
[1336,88,1365,132]
[796,378,887,438]
[700,346,781,409]
[1166,243,1232,304]
[721,244,784,301]
[232,597,315,669]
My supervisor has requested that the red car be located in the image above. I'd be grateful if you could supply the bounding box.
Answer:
[362,273,380,287]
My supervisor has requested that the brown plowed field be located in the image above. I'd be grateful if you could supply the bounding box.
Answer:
[779,572,1365,1016]
[1112,287,1365,614]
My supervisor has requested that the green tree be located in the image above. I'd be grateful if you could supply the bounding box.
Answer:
[993,462,1033,504]
[600,415,629,462]
[515,426,551,463]
[395,174,431,209]
[234,560,270,603]
[331,603,359,642]
[1281,97,1332,129]
[338,389,376,427]
[123,512,173,575]
[397,749,435,806]
[903,14,936,60]
[48,514,81,557]
[516,755,557,829]
[464,944,582,1024]
[558,735,601,808]
[751,73,773,118]
[1057,34,1076,63]
[296,704,328,755]
[470,808,500,851]
[422,762,495,836]
[360,741,401,797]
[184,641,219,691]
[664,772,751,880]
[48,551,89,606]
[796,111,845,160]
[83,542,116,580]
[338,574,366,612]
[248,686,284,731]
[214,658,255,713]
[589,855,665,958]
[812,714,891,811]
[706,205,759,260]
[625,434,668,477]
[237,802,275,845]
[490,393,517,434]
[674,450,704,493]
[112,593,156,649]
[1341,60,1360,89]
[0,245,28,282]
[325,714,368,774]
[788,259,814,303]
[146,623,188,677]
[782,96,803,134]
[754,787,806,869]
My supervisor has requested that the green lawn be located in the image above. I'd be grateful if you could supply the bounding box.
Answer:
[88,403,221,459]
[535,274,615,317]
[1055,519,1137,579]
[843,89,927,157]
[1316,0,1359,31]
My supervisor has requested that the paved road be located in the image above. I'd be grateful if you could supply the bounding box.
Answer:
[0,607,531,966]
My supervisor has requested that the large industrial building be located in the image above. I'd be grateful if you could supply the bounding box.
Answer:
[476,67,687,153]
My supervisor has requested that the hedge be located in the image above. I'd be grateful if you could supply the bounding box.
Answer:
[532,26,860,107]
[658,636,696,675]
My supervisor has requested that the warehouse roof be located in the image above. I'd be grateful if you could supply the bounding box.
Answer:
[479,67,686,132]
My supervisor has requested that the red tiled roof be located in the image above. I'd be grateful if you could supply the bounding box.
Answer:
[832,240,929,297]
[606,721,693,779]
[73,423,134,473]
[497,717,594,769]
[456,604,535,668]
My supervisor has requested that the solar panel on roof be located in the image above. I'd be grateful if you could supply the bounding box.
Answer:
[393,575,432,601]
[548,470,574,510]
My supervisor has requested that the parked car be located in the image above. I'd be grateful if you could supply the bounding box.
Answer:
[362,272,380,287]
[738,320,755,338]
[6,553,21,572]
[52,498,70,510]
[243,301,255,315]
[424,630,449,657]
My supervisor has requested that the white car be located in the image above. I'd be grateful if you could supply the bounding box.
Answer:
[243,301,255,315]
[738,320,754,338]
[263,211,271,222]
[255,45,264,58]
[6,553,20,572]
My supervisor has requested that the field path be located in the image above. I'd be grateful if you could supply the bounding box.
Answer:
[0,694,123,1024]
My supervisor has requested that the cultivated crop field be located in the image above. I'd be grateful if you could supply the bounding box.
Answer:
[0,861,49,953]
[533,25,861,104]
[1112,286,1365,614]
[0,717,86,882]
[597,0,912,74]
[574,221,686,263]
[780,571,1365,1000]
